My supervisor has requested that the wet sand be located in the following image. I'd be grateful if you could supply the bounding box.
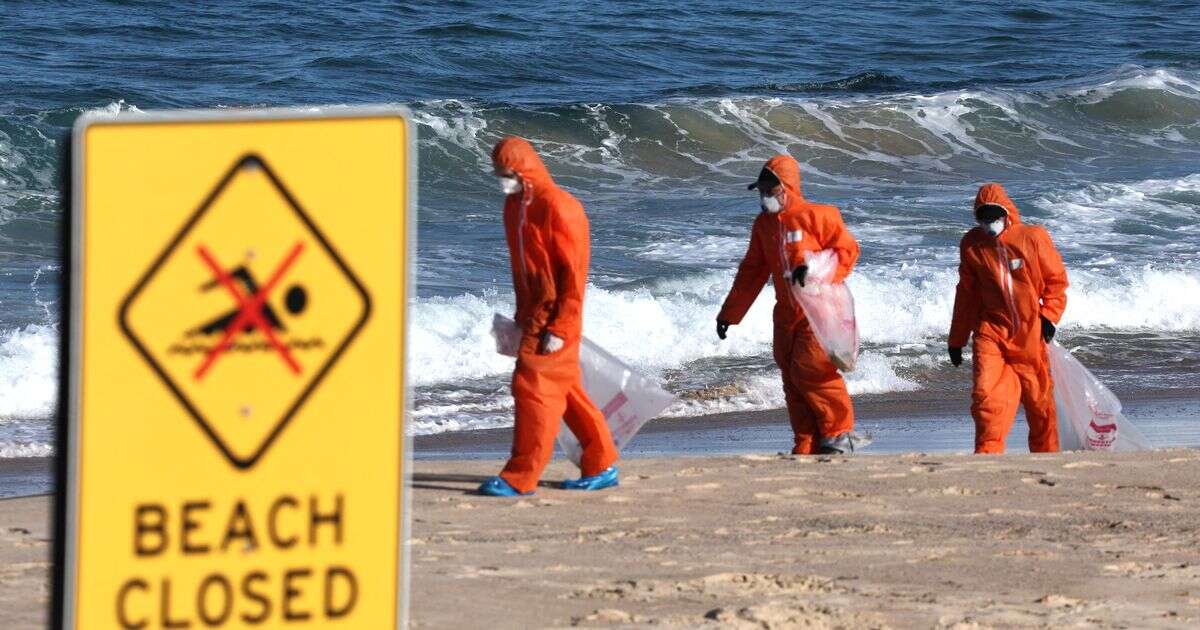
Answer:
[415,390,1200,460]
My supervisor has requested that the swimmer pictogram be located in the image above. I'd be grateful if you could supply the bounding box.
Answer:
[119,154,371,469]
[192,242,306,379]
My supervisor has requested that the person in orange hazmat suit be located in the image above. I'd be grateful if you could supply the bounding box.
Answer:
[948,182,1069,454]
[478,136,620,497]
[716,155,861,455]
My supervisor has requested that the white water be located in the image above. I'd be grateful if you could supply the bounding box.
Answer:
[408,263,1200,388]
[4,69,1200,448]
[404,258,1200,435]
[0,325,57,456]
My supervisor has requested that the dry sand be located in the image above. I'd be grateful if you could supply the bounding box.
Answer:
[409,451,1200,629]
[2,450,1199,628]
[0,495,50,629]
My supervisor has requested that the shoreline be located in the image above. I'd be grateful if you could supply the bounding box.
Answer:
[0,458,52,500]
[1,387,1198,500]
[413,387,1200,461]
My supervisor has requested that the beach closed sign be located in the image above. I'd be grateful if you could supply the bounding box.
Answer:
[58,108,411,629]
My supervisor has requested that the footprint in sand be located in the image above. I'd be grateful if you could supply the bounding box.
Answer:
[572,608,641,625]
[704,601,873,628]
[1037,594,1083,607]
[1100,561,1197,578]
[918,485,978,496]
[1103,562,1146,578]
[816,490,864,499]
[576,572,840,603]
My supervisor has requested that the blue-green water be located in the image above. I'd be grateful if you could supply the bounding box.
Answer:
[2,2,1200,454]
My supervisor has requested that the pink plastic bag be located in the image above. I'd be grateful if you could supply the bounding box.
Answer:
[790,249,860,372]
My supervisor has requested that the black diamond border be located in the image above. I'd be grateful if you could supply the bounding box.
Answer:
[117,154,373,470]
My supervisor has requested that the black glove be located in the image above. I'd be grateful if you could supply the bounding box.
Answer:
[791,265,808,287]
[1040,316,1056,342]
[716,319,730,340]
[948,346,963,367]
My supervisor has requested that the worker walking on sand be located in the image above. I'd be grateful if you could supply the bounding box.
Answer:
[948,183,1070,453]
[716,155,861,455]
[478,136,620,497]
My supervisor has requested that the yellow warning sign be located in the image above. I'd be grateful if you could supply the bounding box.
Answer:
[120,154,373,469]
[59,108,410,629]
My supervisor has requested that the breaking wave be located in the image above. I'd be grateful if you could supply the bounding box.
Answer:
[412,67,1200,195]
[409,262,1200,389]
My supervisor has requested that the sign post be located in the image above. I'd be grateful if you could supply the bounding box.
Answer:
[57,108,412,628]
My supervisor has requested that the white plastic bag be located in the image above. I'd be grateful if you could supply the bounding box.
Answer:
[790,249,860,372]
[491,314,676,467]
[491,312,522,357]
[1049,342,1151,452]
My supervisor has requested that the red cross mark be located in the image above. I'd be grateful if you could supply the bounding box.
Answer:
[193,242,306,381]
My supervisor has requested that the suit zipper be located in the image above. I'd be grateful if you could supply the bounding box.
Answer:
[516,182,532,288]
[994,239,1020,339]
[777,219,799,308]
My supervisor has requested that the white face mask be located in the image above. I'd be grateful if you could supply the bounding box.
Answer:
[981,218,1005,237]
[499,176,522,195]
[761,192,783,214]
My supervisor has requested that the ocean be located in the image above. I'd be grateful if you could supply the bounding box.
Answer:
[3,2,1200,457]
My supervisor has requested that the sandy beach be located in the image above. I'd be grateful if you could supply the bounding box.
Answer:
[407,450,1200,628]
[1,449,1199,627]
[0,495,50,629]
[5,2,1200,628]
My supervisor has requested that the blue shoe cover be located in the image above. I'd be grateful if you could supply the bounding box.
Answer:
[477,476,533,497]
[562,466,619,491]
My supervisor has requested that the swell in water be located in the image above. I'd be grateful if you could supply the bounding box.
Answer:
[3,68,1200,448]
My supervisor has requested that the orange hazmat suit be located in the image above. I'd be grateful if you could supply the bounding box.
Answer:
[493,137,618,493]
[949,183,1069,454]
[718,155,860,454]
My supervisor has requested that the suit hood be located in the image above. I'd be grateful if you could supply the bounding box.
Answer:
[974,182,1022,224]
[492,136,555,191]
[763,154,804,203]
